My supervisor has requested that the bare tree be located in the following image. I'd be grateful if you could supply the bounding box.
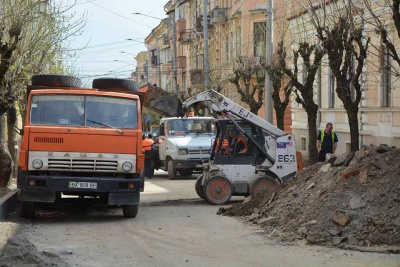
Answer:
[228,56,265,114]
[305,1,370,152]
[263,41,293,131]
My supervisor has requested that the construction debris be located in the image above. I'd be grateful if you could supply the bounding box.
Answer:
[219,145,400,250]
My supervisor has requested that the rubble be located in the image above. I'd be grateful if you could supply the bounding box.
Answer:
[219,145,400,250]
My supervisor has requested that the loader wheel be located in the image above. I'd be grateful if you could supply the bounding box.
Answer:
[92,78,138,91]
[167,160,176,180]
[31,74,82,88]
[204,176,232,205]
[123,204,139,218]
[195,174,205,200]
[251,176,280,197]
[19,201,36,219]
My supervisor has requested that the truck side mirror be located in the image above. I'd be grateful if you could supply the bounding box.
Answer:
[160,123,165,136]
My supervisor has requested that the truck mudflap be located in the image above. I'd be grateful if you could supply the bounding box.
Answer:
[18,172,141,205]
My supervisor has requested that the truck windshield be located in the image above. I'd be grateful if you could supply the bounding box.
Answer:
[168,119,216,136]
[30,95,138,129]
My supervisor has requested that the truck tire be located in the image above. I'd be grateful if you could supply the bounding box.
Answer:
[19,201,36,219]
[167,160,176,180]
[92,78,138,91]
[31,74,82,87]
[195,174,206,200]
[204,176,232,205]
[122,204,139,218]
[251,176,280,197]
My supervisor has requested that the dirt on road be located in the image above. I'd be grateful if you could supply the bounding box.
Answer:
[219,145,400,252]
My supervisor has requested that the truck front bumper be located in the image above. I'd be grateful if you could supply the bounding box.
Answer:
[18,171,141,205]
[173,159,207,170]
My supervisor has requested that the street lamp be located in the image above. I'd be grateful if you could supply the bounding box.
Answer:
[132,12,163,20]
[125,38,145,44]
[120,51,136,56]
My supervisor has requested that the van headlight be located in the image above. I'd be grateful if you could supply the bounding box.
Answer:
[32,159,43,169]
[122,162,133,172]
[179,149,188,155]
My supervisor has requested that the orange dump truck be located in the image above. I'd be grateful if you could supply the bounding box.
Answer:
[17,75,144,218]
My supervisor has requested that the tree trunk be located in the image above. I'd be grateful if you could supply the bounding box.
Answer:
[0,113,13,188]
[7,110,19,178]
[306,107,319,163]
[275,105,285,131]
[346,106,360,152]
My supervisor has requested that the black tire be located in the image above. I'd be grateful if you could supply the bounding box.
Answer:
[31,74,82,87]
[167,160,176,180]
[139,169,145,192]
[251,176,280,197]
[195,174,206,200]
[19,201,36,219]
[179,169,193,176]
[92,78,138,91]
[204,176,232,205]
[123,204,139,218]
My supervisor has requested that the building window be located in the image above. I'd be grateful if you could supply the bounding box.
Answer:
[253,22,266,57]
[160,48,170,64]
[381,44,391,107]
[328,67,335,108]
[151,49,158,66]
[236,26,241,58]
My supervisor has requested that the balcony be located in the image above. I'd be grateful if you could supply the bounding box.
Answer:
[190,69,204,86]
[176,19,186,34]
[210,8,227,24]
[179,30,195,44]
[177,56,186,69]
[196,15,214,32]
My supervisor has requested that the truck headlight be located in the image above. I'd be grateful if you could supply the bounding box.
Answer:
[122,162,133,172]
[179,149,188,155]
[32,159,43,169]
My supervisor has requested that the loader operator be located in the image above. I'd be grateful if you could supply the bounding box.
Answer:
[227,127,248,154]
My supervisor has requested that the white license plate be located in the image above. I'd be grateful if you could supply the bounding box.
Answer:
[68,181,97,189]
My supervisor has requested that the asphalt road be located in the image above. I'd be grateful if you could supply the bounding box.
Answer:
[10,171,400,267]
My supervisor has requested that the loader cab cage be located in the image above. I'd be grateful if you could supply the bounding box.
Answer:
[211,120,266,165]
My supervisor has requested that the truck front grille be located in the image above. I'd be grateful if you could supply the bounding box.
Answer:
[188,149,209,155]
[48,158,118,171]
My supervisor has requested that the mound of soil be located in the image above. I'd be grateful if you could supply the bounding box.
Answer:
[219,145,400,250]
[0,234,69,267]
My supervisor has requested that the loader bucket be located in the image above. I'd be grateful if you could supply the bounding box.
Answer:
[142,85,184,117]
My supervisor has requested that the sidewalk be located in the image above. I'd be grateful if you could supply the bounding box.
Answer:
[0,181,19,220]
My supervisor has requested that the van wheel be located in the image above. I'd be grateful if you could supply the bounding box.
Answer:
[195,174,205,200]
[123,204,139,218]
[19,201,36,219]
[167,160,176,180]
[31,74,82,87]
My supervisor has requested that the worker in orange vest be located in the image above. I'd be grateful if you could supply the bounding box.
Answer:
[142,133,154,178]
[227,127,248,154]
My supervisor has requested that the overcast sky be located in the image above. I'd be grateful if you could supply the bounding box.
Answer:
[65,0,167,86]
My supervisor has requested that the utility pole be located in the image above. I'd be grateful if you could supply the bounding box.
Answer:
[264,0,273,123]
[202,0,210,91]
[170,12,179,93]
[157,46,161,87]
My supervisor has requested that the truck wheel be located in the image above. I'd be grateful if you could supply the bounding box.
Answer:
[92,78,138,91]
[179,169,193,176]
[19,201,36,218]
[31,74,82,87]
[195,174,206,200]
[251,176,280,197]
[122,204,139,218]
[167,160,176,180]
[204,176,232,205]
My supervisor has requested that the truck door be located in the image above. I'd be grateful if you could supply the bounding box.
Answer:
[158,122,167,161]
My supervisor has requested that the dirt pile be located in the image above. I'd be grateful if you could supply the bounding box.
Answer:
[219,145,400,251]
[0,234,69,267]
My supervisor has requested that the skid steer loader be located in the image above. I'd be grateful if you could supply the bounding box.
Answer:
[179,90,302,205]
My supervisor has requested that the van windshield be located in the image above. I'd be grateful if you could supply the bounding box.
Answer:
[167,119,216,136]
[30,95,138,129]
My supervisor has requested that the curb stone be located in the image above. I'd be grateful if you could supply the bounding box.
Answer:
[0,190,19,220]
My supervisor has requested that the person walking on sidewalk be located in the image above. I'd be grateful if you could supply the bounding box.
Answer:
[142,133,154,178]
[316,122,338,162]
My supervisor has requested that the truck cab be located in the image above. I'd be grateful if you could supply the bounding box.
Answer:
[155,117,216,179]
